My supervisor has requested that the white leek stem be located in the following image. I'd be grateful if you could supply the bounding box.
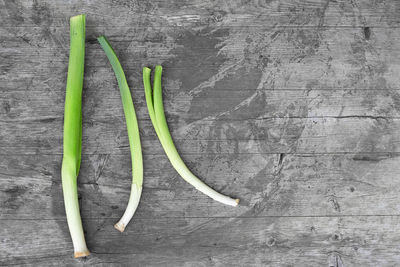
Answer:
[62,160,90,257]
[114,184,143,232]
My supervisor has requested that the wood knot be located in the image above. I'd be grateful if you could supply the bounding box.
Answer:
[363,27,371,40]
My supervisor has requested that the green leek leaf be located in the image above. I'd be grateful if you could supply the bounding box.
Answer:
[98,36,143,232]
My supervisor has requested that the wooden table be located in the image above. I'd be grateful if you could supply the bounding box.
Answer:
[1,0,400,266]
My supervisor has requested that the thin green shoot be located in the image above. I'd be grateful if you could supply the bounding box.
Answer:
[98,36,143,232]
[143,66,239,207]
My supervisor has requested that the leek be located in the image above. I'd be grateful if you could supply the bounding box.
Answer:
[143,66,239,206]
[98,36,143,232]
[61,14,89,258]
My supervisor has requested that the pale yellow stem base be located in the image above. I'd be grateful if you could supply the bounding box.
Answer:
[74,250,90,258]
[114,222,126,232]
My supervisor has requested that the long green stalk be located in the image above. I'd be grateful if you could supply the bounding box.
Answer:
[143,66,239,206]
[98,36,143,232]
[61,14,89,258]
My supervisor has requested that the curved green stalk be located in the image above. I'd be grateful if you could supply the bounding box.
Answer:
[61,14,89,258]
[98,36,143,232]
[143,66,239,207]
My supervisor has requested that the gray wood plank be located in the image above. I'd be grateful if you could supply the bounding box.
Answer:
[1,216,400,266]
[3,89,400,123]
[2,26,400,91]
[1,0,400,27]
[2,153,400,220]
[2,117,400,154]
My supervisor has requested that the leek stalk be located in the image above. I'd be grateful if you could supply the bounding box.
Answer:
[143,66,239,207]
[61,14,89,258]
[98,36,143,232]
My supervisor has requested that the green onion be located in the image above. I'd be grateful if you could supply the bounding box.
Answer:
[143,66,239,206]
[98,36,143,232]
[61,14,89,258]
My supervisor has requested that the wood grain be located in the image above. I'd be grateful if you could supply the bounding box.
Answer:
[2,26,400,91]
[1,0,400,266]
[2,216,400,266]
[2,153,400,220]
[2,117,400,155]
[3,89,400,122]
[1,0,400,27]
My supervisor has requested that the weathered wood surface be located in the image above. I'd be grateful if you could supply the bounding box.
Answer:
[2,216,400,266]
[1,0,400,266]
[2,153,400,220]
[4,117,400,155]
[2,26,400,91]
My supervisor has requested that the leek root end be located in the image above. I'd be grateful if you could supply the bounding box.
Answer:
[74,250,90,258]
[114,222,126,233]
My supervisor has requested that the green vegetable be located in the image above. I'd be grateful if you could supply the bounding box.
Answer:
[61,14,89,258]
[98,36,143,232]
[143,66,239,206]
